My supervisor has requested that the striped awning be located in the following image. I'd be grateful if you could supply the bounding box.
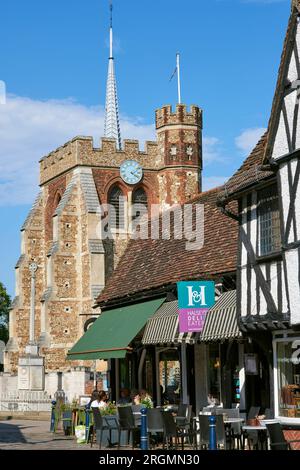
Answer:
[142,291,240,346]
[177,290,240,344]
[142,300,179,345]
[201,290,240,342]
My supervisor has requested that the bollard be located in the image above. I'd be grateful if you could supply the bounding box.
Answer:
[140,407,148,450]
[209,415,217,450]
[85,405,90,443]
[50,400,57,432]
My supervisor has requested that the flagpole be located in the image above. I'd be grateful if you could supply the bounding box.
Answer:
[176,53,181,104]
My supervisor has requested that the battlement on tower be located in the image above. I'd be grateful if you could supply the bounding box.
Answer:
[155,104,202,130]
[39,136,159,185]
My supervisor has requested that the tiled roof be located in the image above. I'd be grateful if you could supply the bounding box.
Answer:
[218,132,275,202]
[97,187,238,306]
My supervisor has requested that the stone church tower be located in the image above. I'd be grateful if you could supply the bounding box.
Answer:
[5,104,202,376]
[4,4,203,397]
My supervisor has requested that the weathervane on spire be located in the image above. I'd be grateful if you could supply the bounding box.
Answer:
[104,0,122,150]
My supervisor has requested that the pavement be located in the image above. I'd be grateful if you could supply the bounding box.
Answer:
[0,418,95,450]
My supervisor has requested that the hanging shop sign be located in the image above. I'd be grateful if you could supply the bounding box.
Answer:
[177,281,215,333]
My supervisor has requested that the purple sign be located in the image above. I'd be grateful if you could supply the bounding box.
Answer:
[179,308,209,333]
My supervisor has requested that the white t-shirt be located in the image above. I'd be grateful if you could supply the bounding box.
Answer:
[90,400,100,408]
[99,401,107,409]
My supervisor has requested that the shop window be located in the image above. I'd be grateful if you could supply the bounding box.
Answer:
[159,350,180,405]
[258,184,281,256]
[276,340,300,418]
[108,185,125,229]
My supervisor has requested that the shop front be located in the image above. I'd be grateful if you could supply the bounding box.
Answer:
[273,331,300,425]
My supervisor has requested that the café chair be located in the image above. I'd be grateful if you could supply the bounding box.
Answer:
[266,422,300,450]
[90,408,110,449]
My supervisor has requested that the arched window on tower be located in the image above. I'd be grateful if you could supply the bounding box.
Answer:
[108,185,125,229]
[132,188,148,220]
[53,191,62,214]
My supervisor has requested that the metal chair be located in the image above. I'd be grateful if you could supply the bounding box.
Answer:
[91,408,110,449]
[147,408,165,449]
[242,406,261,450]
[117,406,139,449]
[198,414,226,449]
[266,422,300,450]
[161,411,180,450]
[198,414,210,449]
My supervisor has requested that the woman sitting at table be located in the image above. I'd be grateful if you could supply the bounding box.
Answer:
[98,390,108,409]
[90,390,108,409]
[88,390,100,408]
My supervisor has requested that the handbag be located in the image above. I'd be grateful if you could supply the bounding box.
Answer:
[75,425,86,444]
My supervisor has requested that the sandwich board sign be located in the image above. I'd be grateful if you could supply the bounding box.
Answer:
[177,281,215,333]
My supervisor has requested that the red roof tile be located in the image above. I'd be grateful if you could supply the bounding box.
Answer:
[97,187,238,306]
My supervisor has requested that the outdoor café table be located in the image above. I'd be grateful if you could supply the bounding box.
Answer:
[223,418,245,450]
[241,424,268,450]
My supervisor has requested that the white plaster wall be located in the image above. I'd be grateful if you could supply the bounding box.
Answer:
[270,261,278,309]
[273,111,291,160]
[281,262,289,314]
[241,196,248,267]
[291,159,300,239]
[240,266,247,318]
[285,249,300,325]
[259,264,268,316]
[280,162,290,232]
[288,49,298,83]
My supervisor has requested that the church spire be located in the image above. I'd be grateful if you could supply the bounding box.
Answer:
[104,0,122,150]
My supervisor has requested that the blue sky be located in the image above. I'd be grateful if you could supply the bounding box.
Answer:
[0,0,291,297]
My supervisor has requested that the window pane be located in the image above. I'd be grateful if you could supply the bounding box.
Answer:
[277,341,300,418]
[132,188,148,220]
[108,186,125,229]
[258,185,281,256]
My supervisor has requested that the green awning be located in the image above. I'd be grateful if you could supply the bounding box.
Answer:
[67,298,165,360]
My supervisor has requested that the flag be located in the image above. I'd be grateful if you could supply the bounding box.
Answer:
[169,66,177,82]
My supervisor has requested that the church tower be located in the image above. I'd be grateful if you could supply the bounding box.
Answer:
[4,1,203,400]
[156,104,203,206]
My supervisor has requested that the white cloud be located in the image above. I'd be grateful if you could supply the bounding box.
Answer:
[235,127,267,154]
[0,95,155,206]
[202,176,229,191]
[203,136,224,164]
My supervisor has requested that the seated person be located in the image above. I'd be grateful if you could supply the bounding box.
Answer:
[163,385,178,405]
[98,390,108,409]
[87,390,99,408]
[117,388,131,405]
[139,388,153,407]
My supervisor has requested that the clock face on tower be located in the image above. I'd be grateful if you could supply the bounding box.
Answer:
[120,160,143,185]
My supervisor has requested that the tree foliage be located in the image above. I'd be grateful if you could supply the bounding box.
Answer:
[0,282,10,343]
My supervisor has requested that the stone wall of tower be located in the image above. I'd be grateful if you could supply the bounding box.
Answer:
[6,104,203,379]
[156,104,202,207]
[5,194,45,373]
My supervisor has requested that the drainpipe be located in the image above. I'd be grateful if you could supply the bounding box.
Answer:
[138,348,147,391]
